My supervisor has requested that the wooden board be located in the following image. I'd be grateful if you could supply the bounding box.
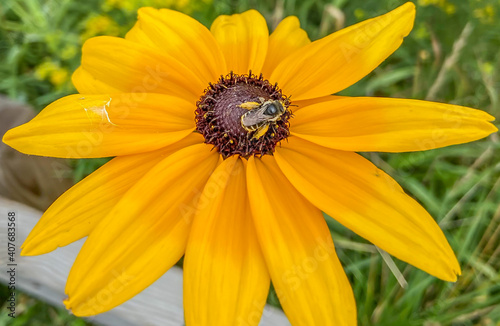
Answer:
[0,196,290,325]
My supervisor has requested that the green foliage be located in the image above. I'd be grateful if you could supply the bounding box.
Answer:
[1,0,499,325]
[0,288,93,325]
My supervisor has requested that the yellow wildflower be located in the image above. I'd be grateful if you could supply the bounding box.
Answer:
[34,61,58,80]
[49,67,69,87]
[474,5,496,24]
[60,44,78,61]
[4,3,497,325]
[81,15,120,41]
[34,61,69,87]
[445,3,456,14]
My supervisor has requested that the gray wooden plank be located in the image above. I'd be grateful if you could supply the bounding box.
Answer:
[0,196,290,325]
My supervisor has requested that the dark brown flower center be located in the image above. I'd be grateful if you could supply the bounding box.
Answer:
[195,72,292,158]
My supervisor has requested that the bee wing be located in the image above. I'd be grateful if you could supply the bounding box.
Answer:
[241,106,270,127]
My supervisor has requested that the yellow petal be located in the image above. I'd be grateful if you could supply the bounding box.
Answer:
[274,137,461,281]
[247,155,356,326]
[64,143,220,316]
[261,16,310,78]
[184,157,269,326]
[211,10,268,75]
[3,93,195,158]
[292,96,498,152]
[126,8,226,84]
[271,2,415,100]
[293,95,345,112]
[72,66,121,94]
[20,134,204,256]
[81,36,205,102]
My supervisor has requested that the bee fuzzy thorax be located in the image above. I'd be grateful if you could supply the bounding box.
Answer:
[195,72,291,158]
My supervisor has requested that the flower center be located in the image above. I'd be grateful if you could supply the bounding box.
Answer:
[195,72,292,158]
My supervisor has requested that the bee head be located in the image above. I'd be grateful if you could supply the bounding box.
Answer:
[263,101,285,117]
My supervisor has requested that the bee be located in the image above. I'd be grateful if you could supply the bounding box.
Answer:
[239,97,286,140]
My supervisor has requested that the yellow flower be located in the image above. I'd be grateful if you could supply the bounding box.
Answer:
[60,44,78,60]
[34,61,58,80]
[445,3,456,15]
[4,3,497,325]
[418,0,456,14]
[481,61,494,75]
[474,5,496,24]
[34,61,70,87]
[103,0,210,14]
[81,15,120,41]
[50,67,70,87]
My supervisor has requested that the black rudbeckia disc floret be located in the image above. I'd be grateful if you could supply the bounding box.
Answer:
[195,71,292,158]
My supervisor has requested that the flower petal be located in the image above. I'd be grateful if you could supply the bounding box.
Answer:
[72,67,121,94]
[291,96,498,152]
[247,155,356,326]
[3,93,195,158]
[20,134,204,256]
[80,36,205,102]
[210,10,269,75]
[271,2,415,100]
[274,136,461,281]
[293,95,345,112]
[261,16,310,78]
[64,143,220,316]
[125,8,226,84]
[184,157,269,326]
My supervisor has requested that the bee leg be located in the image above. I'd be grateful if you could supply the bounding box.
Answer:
[252,124,269,140]
[238,101,261,110]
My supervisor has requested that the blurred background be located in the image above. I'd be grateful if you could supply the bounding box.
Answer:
[0,0,499,325]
